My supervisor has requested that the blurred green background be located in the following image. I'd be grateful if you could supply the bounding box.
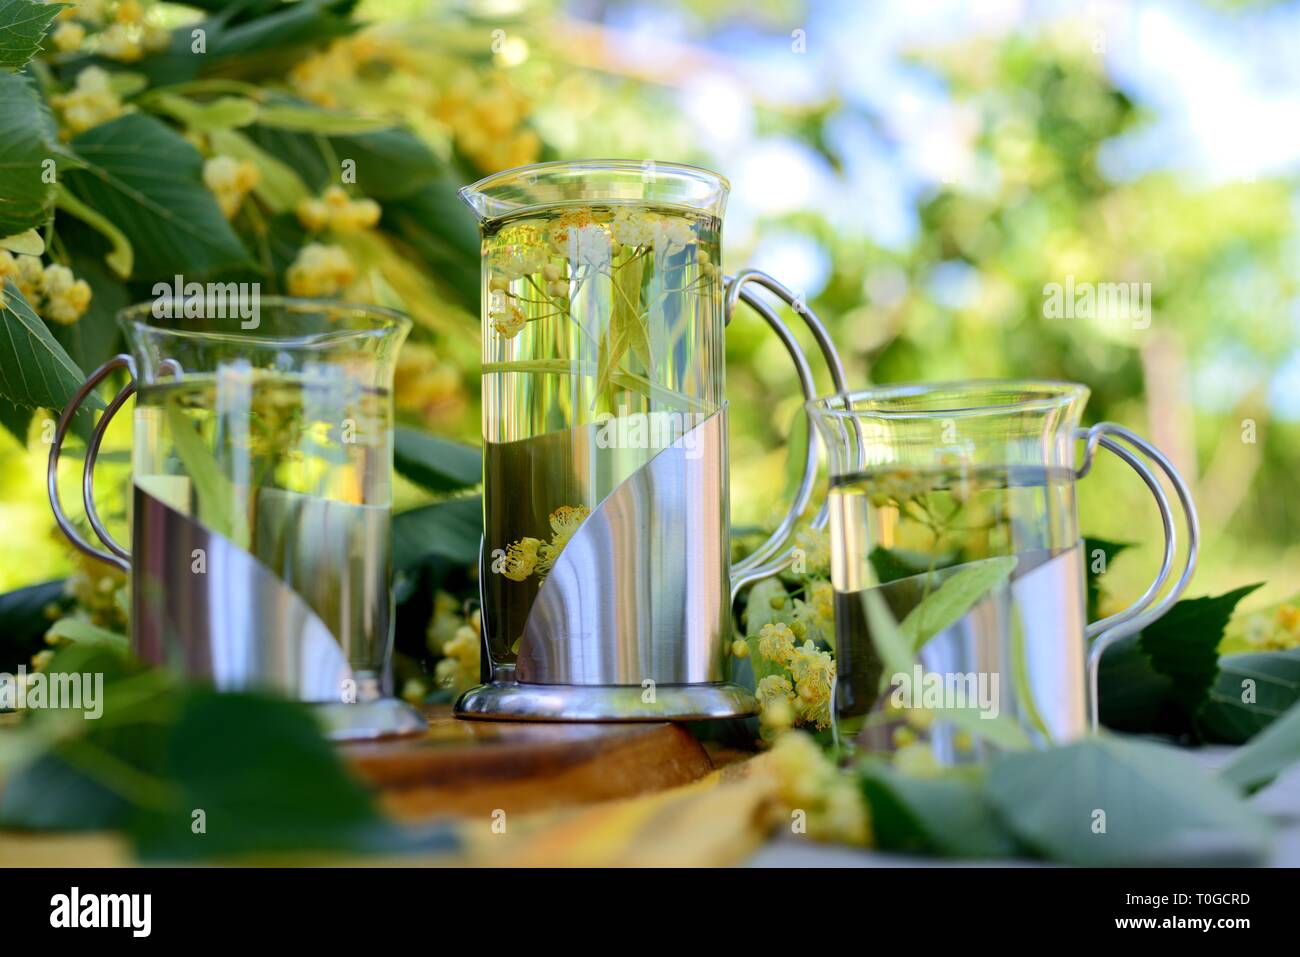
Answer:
[3,0,1297,617]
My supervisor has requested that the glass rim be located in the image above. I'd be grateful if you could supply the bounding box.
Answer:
[117,296,412,349]
[806,379,1091,421]
[459,158,731,220]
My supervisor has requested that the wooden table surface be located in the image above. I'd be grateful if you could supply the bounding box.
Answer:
[341,706,722,821]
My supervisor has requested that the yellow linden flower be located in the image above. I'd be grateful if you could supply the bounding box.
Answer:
[760,694,795,735]
[115,0,144,25]
[142,22,170,53]
[547,207,599,249]
[425,590,463,655]
[50,66,124,135]
[52,21,86,53]
[298,187,380,234]
[332,196,381,232]
[203,156,260,219]
[434,618,482,694]
[489,302,526,338]
[1277,603,1300,633]
[893,740,943,778]
[794,526,831,577]
[768,730,871,845]
[501,537,542,581]
[789,640,835,730]
[393,344,465,427]
[17,255,46,298]
[730,638,749,659]
[286,243,356,297]
[757,621,796,666]
[792,579,835,644]
[41,264,92,325]
[756,673,794,708]
[296,198,330,232]
[610,208,656,247]
[97,22,142,62]
[535,505,590,577]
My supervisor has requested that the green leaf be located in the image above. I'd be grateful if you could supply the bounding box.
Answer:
[1218,699,1300,795]
[327,127,443,201]
[985,734,1271,865]
[0,394,32,441]
[1199,649,1300,744]
[0,652,458,859]
[0,278,101,425]
[1098,584,1264,736]
[130,691,434,861]
[207,126,310,213]
[482,360,707,413]
[1083,536,1131,621]
[0,227,44,255]
[1096,632,1175,731]
[861,588,914,684]
[55,185,133,278]
[106,71,148,99]
[256,104,392,135]
[392,495,482,572]
[858,760,1021,858]
[62,112,251,280]
[1140,583,1263,727]
[899,555,1018,650]
[132,0,361,87]
[382,181,480,311]
[145,92,260,131]
[933,704,1033,750]
[46,617,128,651]
[742,577,792,684]
[868,545,932,585]
[162,400,246,548]
[0,72,57,235]
[0,578,69,671]
[0,0,66,71]
[1009,609,1052,742]
[393,428,481,493]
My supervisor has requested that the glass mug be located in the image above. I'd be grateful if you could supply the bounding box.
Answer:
[456,159,847,720]
[48,298,423,740]
[807,381,1199,760]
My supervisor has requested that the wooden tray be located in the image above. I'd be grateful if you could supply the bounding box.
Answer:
[342,707,716,820]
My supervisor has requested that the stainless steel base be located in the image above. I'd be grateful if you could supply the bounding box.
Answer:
[453,681,758,722]
[316,698,428,741]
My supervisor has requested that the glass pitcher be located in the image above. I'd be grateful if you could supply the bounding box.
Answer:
[807,381,1199,759]
[48,297,423,740]
[457,159,846,721]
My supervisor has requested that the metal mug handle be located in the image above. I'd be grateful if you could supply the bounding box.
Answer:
[1075,422,1200,730]
[723,269,848,600]
[48,354,137,573]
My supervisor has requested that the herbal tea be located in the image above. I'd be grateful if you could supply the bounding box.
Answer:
[828,463,1088,758]
[131,369,394,694]
[480,201,725,667]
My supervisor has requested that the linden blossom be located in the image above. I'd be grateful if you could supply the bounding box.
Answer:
[150,275,261,328]
[0,666,103,719]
